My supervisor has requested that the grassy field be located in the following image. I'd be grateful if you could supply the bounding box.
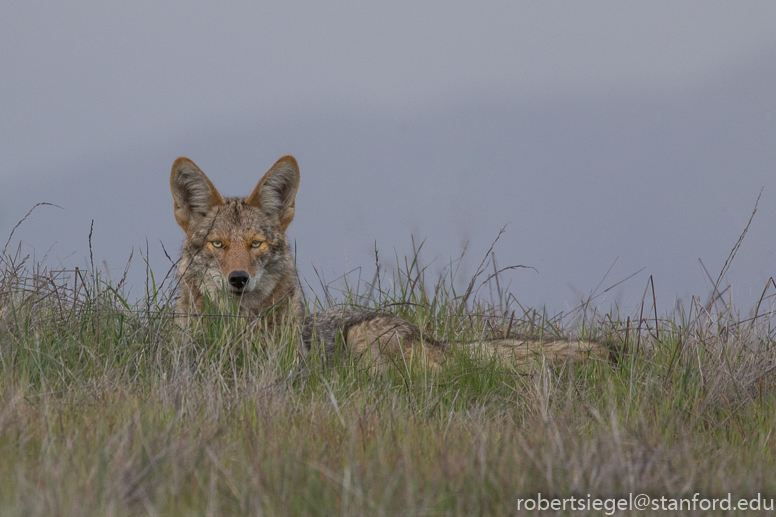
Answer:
[1,237,775,516]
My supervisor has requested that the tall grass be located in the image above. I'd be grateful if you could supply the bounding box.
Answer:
[1,231,775,516]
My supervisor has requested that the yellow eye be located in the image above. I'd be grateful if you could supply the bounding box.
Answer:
[210,240,224,248]
[250,240,263,249]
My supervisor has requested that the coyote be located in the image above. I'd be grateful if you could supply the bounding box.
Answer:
[170,155,610,369]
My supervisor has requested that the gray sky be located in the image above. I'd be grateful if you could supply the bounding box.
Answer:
[2,2,776,316]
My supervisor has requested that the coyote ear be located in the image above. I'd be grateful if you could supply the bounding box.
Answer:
[247,155,300,231]
[170,157,225,233]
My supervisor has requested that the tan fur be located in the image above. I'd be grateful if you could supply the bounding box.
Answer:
[476,338,611,363]
[345,316,447,369]
[171,155,615,371]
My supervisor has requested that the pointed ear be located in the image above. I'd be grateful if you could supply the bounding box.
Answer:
[170,157,224,233]
[247,155,300,231]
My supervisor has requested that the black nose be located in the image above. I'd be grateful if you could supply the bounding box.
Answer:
[228,270,250,290]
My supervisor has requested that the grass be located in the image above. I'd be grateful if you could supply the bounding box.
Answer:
[1,234,776,516]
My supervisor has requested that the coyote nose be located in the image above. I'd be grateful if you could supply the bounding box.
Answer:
[228,271,250,290]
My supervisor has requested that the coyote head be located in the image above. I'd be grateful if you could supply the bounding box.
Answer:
[170,155,301,318]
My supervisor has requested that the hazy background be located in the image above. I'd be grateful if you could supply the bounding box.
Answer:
[2,2,776,316]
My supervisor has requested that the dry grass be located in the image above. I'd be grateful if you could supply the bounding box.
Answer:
[1,233,776,516]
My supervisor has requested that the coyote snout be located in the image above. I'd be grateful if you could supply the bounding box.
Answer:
[205,238,263,295]
[228,270,250,291]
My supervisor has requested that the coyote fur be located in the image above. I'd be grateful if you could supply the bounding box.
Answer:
[170,155,610,369]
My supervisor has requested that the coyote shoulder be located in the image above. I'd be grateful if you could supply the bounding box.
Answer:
[170,155,610,369]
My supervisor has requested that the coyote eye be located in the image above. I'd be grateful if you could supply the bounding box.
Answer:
[210,240,224,248]
[250,240,263,249]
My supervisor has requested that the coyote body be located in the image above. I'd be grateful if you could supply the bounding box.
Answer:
[170,156,609,368]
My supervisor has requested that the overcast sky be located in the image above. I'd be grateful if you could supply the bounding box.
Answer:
[2,2,776,317]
